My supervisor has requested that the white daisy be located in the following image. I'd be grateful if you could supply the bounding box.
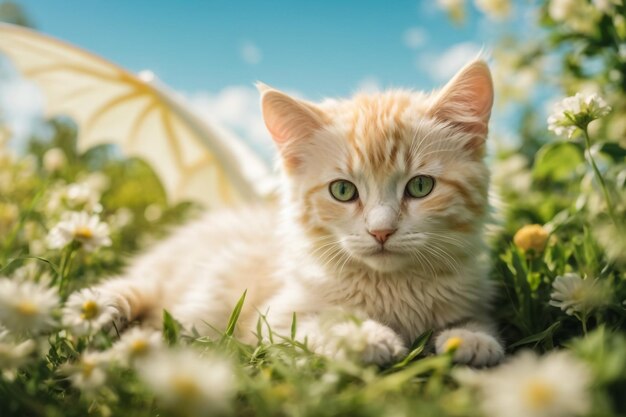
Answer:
[62,288,119,335]
[42,147,67,172]
[64,351,108,392]
[474,350,592,417]
[47,211,112,252]
[548,92,612,138]
[46,182,102,215]
[110,327,163,365]
[550,273,609,316]
[0,278,59,334]
[0,327,36,372]
[136,348,235,414]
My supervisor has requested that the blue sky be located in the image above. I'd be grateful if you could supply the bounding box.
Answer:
[14,0,512,97]
[4,1,533,158]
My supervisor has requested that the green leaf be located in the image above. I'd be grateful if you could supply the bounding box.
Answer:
[390,329,433,370]
[290,312,297,341]
[225,290,247,337]
[162,309,181,346]
[599,142,626,162]
[533,142,584,181]
[509,321,561,348]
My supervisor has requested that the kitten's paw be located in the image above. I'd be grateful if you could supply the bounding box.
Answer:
[107,298,130,333]
[360,320,407,365]
[435,328,503,367]
[324,319,407,365]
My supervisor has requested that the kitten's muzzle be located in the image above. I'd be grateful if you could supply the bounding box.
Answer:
[368,228,397,244]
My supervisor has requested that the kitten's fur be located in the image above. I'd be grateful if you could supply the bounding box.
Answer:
[87,60,504,366]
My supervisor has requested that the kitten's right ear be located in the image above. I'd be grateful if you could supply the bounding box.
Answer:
[427,60,494,138]
[257,82,326,146]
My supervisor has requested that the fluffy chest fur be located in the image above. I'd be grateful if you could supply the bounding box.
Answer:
[298,260,492,343]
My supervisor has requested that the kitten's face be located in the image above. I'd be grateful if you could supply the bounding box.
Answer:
[261,60,493,274]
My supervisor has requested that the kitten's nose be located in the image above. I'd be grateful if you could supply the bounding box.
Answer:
[369,228,396,244]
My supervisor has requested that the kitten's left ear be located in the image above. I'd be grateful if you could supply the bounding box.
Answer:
[257,82,328,171]
[428,60,494,138]
[256,82,326,145]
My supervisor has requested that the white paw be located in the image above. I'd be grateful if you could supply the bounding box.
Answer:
[360,320,407,365]
[323,319,407,365]
[107,297,131,331]
[435,328,504,367]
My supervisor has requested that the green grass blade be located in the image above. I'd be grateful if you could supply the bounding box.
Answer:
[290,312,297,341]
[389,329,433,370]
[225,290,247,337]
[509,321,561,349]
[162,309,181,346]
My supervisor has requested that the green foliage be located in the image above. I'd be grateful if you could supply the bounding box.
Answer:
[162,310,182,347]
[532,142,584,182]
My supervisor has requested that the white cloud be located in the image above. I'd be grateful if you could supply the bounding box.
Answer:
[185,85,274,160]
[0,55,46,149]
[240,41,262,65]
[355,76,381,93]
[403,27,427,49]
[417,42,482,82]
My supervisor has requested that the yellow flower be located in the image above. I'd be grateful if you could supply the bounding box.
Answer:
[443,336,463,353]
[513,224,549,253]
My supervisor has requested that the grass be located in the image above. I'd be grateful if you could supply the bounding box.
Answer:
[0,108,625,417]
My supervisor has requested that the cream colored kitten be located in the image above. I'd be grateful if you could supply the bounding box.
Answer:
[84,59,504,366]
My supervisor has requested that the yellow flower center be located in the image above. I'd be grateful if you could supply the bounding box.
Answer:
[16,300,39,316]
[81,300,99,320]
[571,287,584,301]
[74,227,94,240]
[443,336,463,353]
[523,379,556,410]
[171,375,201,399]
[130,339,148,355]
[82,360,95,377]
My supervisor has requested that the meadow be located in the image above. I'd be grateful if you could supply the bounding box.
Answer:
[1,1,626,416]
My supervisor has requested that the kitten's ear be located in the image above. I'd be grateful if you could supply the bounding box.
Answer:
[257,82,326,146]
[428,60,494,138]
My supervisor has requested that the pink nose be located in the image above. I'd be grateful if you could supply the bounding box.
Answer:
[369,229,396,244]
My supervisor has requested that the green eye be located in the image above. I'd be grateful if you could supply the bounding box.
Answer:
[405,175,435,198]
[329,180,358,202]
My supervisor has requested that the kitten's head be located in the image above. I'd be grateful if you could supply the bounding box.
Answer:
[259,60,493,274]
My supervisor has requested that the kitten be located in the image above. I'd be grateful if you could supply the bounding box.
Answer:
[84,59,504,366]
